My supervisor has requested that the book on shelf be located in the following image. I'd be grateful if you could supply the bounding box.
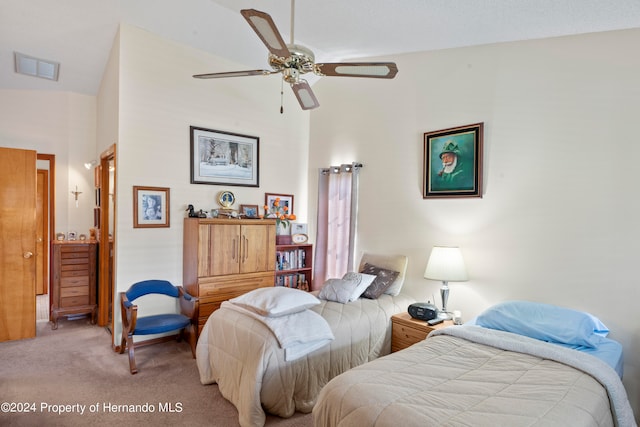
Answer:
[275,248,307,271]
[275,273,309,291]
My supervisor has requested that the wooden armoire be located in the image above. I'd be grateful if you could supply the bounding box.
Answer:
[182,218,276,336]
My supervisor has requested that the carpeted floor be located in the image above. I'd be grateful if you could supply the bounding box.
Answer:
[0,318,313,426]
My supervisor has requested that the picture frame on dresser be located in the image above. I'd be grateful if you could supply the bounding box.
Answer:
[190,126,259,187]
[240,204,259,218]
[265,193,294,215]
[291,223,307,235]
[133,186,170,228]
[423,122,483,199]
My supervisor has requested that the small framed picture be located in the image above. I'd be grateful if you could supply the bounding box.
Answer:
[291,223,307,235]
[240,204,259,218]
[423,122,483,199]
[67,231,77,241]
[133,186,170,228]
[265,193,294,216]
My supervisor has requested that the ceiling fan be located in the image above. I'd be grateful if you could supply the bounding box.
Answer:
[193,1,398,111]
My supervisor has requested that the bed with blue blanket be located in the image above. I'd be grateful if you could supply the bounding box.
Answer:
[313,301,636,427]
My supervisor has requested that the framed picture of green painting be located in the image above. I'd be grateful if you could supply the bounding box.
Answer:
[423,122,483,199]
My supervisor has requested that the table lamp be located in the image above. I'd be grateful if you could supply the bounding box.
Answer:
[424,246,468,320]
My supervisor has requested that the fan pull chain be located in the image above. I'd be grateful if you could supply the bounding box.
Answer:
[280,78,284,114]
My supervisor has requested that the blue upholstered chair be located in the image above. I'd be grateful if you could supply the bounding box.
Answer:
[118,280,198,374]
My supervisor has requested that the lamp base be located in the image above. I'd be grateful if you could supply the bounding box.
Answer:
[437,310,451,320]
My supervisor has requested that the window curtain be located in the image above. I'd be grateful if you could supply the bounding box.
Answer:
[313,162,361,289]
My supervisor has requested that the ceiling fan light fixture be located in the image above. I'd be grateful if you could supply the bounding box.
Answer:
[283,67,300,83]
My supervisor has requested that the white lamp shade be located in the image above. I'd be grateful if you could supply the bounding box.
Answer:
[424,246,469,282]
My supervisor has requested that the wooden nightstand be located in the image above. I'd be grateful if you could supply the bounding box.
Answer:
[391,312,454,352]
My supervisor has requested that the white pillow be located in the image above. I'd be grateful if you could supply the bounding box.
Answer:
[318,272,377,303]
[229,287,320,317]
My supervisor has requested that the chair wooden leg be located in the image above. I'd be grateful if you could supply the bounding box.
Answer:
[126,335,138,374]
[119,333,127,354]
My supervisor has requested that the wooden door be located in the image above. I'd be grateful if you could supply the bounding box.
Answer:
[195,224,211,277]
[209,223,241,276]
[0,147,37,342]
[240,224,276,274]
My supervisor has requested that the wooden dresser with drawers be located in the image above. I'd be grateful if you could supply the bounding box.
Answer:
[50,241,98,329]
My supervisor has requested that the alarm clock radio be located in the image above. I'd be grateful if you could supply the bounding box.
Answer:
[407,302,438,321]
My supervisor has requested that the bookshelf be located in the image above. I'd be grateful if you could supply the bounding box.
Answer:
[275,243,313,291]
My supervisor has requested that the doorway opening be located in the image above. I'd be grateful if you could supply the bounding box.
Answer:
[36,153,55,323]
[97,145,116,344]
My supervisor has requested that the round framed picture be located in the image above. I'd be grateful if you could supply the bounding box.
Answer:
[217,191,235,208]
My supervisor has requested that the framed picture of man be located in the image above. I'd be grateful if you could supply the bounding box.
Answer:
[423,122,484,199]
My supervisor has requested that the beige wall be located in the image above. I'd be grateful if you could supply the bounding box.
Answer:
[310,28,640,416]
[0,90,96,235]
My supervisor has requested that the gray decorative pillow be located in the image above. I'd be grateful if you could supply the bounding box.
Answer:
[318,272,376,303]
[360,263,400,299]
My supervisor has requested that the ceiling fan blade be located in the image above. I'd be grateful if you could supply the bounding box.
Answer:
[241,9,291,59]
[193,70,272,79]
[291,80,320,110]
[315,62,398,79]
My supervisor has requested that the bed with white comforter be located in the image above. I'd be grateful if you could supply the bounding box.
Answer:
[313,301,636,427]
[196,291,414,427]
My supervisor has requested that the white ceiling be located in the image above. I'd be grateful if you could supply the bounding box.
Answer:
[2,0,640,95]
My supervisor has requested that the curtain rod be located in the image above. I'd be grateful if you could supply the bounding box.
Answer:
[320,162,363,175]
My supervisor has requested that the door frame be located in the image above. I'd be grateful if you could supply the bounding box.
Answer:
[37,154,55,310]
[36,154,55,243]
[97,145,115,345]
[35,168,48,295]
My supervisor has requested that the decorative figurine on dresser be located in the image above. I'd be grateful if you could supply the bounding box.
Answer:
[50,239,98,329]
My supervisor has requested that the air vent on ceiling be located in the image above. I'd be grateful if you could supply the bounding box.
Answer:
[14,52,59,81]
